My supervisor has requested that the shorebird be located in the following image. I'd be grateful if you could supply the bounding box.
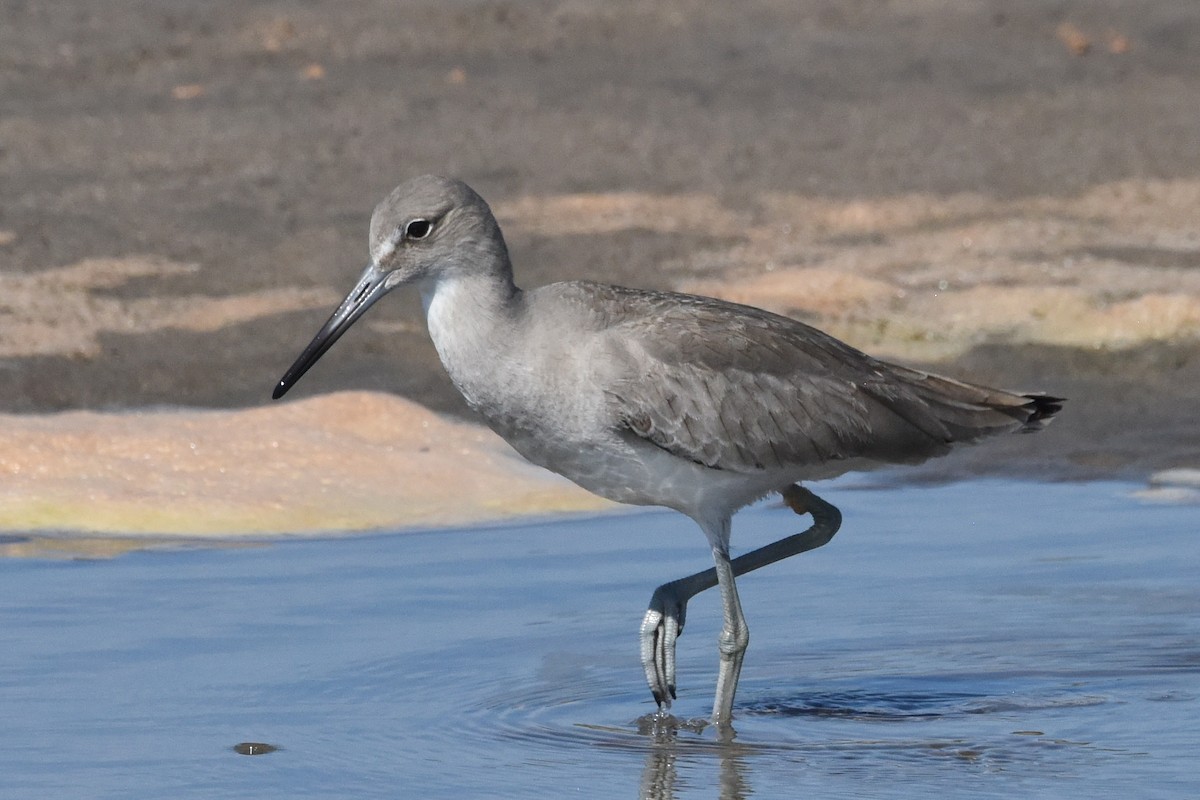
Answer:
[272,175,1062,726]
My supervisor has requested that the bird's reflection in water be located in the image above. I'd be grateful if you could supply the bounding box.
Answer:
[636,713,751,800]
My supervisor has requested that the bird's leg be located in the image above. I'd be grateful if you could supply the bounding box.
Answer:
[640,571,706,709]
[638,486,842,717]
[726,486,842,577]
[711,545,748,725]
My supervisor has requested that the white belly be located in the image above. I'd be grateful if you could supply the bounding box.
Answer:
[496,420,784,522]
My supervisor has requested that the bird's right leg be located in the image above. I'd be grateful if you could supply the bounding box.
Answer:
[640,564,711,708]
[639,486,842,712]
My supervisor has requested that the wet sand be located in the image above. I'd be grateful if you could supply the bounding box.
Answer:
[1,2,1198,539]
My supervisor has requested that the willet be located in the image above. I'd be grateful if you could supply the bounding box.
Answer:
[272,175,1062,726]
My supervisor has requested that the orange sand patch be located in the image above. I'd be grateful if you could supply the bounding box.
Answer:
[0,392,611,537]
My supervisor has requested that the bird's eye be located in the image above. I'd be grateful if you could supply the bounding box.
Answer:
[405,219,432,240]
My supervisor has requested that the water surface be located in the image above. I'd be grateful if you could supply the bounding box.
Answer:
[1,480,1196,798]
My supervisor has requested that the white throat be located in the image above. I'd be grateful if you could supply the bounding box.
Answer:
[421,272,520,411]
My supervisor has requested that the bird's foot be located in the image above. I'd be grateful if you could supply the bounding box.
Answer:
[639,580,690,708]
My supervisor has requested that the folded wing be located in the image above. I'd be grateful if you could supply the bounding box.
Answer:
[596,288,1060,474]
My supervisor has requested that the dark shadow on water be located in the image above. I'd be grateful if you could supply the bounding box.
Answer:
[741,679,1110,722]
[747,688,989,721]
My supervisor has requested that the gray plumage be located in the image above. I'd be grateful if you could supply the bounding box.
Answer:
[569,281,1056,475]
[273,175,1063,727]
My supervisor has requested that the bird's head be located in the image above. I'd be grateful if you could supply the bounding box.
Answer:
[271,175,508,399]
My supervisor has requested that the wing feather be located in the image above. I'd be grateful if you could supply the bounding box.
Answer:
[574,283,1055,474]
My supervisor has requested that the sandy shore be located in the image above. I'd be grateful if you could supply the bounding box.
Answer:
[3,178,1197,543]
[1,2,1197,546]
[0,392,612,540]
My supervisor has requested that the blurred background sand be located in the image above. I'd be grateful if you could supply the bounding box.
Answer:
[1,1,1197,539]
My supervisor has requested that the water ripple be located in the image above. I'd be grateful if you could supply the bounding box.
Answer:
[743,684,1109,721]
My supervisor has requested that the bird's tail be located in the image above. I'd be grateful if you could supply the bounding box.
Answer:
[884,364,1064,442]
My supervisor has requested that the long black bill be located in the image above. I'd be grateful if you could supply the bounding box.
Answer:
[272,263,392,399]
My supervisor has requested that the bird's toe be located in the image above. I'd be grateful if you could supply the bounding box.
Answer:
[640,582,690,707]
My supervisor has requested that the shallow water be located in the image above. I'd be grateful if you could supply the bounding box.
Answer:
[1,480,1197,799]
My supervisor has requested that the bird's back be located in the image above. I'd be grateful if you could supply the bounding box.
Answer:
[533,281,1061,478]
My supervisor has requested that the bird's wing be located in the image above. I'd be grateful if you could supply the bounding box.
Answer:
[591,286,1038,474]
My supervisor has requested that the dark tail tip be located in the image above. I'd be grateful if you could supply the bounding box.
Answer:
[1020,393,1065,431]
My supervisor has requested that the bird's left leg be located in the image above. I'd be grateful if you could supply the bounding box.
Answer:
[640,566,714,709]
[639,486,842,717]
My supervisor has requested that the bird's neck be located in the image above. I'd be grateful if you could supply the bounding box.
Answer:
[418,225,518,319]
[421,267,524,410]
